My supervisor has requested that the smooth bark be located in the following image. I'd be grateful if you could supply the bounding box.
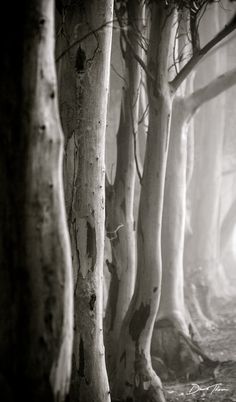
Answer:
[61,1,113,402]
[152,30,236,378]
[113,5,175,402]
[105,0,143,377]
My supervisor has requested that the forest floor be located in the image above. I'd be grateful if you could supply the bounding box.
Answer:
[164,295,236,402]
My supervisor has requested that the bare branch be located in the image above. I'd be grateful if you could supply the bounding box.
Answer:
[186,66,236,115]
[170,13,236,92]
[114,2,155,83]
[56,19,115,63]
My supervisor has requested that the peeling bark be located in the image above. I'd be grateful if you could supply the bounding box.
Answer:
[59,1,114,401]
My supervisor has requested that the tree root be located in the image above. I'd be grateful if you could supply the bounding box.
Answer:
[151,318,218,381]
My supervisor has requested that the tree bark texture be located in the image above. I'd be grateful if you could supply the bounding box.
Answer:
[151,94,204,380]
[62,1,113,402]
[0,1,74,401]
[113,5,175,402]
[105,0,143,377]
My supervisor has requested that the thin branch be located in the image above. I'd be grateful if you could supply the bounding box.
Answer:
[111,63,127,85]
[107,224,124,241]
[56,19,116,63]
[185,66,236,115]
[114,2,155,83]
[170,13,236,92]
[128,87,143,184]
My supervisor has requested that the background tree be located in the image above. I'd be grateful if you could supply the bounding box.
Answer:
[152,5,236,380]
[185,4,235,327]
[112,2,236,400]
[105,0,144,377]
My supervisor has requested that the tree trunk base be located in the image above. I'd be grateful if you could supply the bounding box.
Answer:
[151,318,215,381]
[185,284,217,331]
[113,349,166,402]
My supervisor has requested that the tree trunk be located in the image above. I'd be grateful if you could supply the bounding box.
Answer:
[113,5,175,402]
[0,1,74,401]
[64,1,113,402]
[151,25,236,376]
[151,97,203,381]
[184,4,229,324]
[105,0,142,377]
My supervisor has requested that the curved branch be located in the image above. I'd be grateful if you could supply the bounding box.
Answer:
[185,66,236,116]
[170,13,236,92]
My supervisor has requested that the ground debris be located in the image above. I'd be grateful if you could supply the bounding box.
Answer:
[164,297,236,402]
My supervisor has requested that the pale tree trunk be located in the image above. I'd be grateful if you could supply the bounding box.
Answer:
[105,0,143,377]
[151,50,236,382]
[62,1,113,402]
[0,1,74,401]
[151,12,202,381]
[220,197,236,290]
[113,6,175,402]
[221,199,236,256]
[151,96,203,381]
[186,5,229,323]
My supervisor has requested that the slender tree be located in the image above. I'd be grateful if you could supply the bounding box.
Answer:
[113,2,236,399]
[57,1,114,401]
[152,63,236,379]
[185,4,233,324]
[105,0,143,377]
[0,1,74,401]
[113,5,175,401]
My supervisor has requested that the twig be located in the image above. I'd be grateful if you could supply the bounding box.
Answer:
[56,19,116,63]
[114,2,154,83]
[170,13,236,92]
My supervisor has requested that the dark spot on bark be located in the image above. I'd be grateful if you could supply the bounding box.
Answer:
[50,91,55,99]
[155,318,174,329]
[39,18,45,25]
[86,221,96,271]
[120,350,126,366]
[153,287,158,293]
[39,125,46,132]
[120,198,126,216]
[125,382,133,388]
[89,293,96,311]
[139,224,145,245]
[106,260,119,331]
[75,46,86,74]
[78,338,85,377]
[129,303,150,342]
